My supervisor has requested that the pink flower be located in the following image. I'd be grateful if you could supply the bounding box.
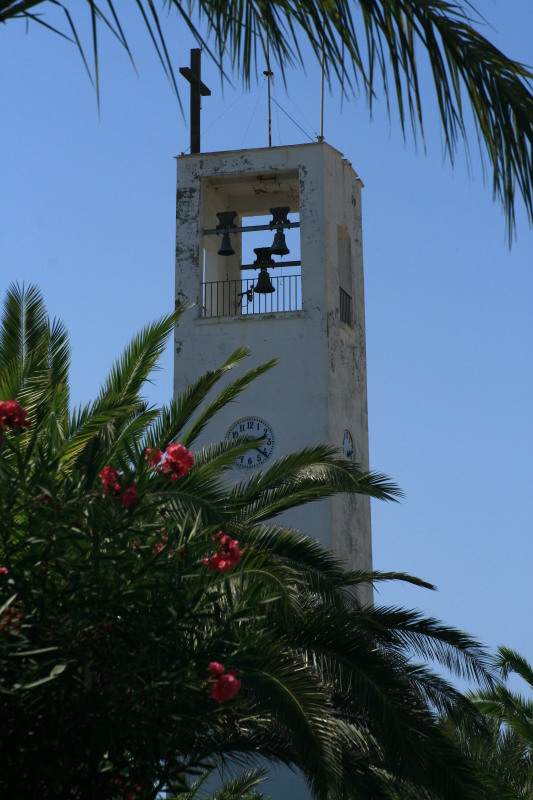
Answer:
[162,442,194,481]
[100,466,120,494]
[119,483,138,508]
[207,661,225,677]
[100,467,138,509]
[0,399,31,429]
[210,669,242,703]
[152,534,168,555]
[0,399,30,443]
[0,567,8,576]
[145,447,163,467]
[131,540,141,550]
[204,532,243,572]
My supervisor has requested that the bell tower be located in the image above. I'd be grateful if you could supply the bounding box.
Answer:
[174,142,372,604]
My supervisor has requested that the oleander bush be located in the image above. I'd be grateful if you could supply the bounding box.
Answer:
[0,284,501,800]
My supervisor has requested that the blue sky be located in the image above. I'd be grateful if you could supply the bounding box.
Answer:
[1,2,532,681]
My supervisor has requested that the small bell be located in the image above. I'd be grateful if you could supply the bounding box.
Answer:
[254,267,275,294]
[218,231,235,257]
[270,230,290,256]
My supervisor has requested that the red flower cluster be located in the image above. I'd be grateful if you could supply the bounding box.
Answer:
[145,447,163,467]
[207,662,242,703]
[0,566,8,576]
[100,466,120,493]
[99,466,138,508]
[0,399,30,443]
[145,443,194,481]
[164,443,194,479]
[152,534,168,555]
[120,485,139,509]
[204,532,243,572]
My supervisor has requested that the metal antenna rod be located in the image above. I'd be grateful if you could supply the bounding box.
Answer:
[264,38,273,147]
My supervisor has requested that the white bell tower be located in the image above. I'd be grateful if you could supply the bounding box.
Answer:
[174,142,372,604]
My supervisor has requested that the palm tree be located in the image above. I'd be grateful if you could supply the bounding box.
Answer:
[0,283,498,799]
[443,648,533,800]
[2,1,533,237]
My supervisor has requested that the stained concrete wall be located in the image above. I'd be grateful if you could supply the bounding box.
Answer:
[174,142,371,591]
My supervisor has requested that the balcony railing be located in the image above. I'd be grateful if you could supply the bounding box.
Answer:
[201,275,302,319]
[339,287,353,326]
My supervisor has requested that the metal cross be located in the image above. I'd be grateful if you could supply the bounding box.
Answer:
[179,49,211,154]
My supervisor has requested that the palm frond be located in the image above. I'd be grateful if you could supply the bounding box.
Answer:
[230,445,401,503]
[0,284,71,429]
[4,2,533,236]
[96,306,184,408]
[59,402,147,475]
[147,346,254,448]
[496,647,533,689]
[211,766,268,800]
[243,651,340,799]
[354,604,496,688]
[0,282,47,375]
[181,356,278,448]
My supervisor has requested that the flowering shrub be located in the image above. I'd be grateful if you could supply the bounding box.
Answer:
[204,531,243,572]
[1,287,488,800]
[207,662,242,703]
[0,402,249,797]
[0,399,30,443]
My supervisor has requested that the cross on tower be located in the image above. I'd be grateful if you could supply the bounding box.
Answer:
[179,49,211,154]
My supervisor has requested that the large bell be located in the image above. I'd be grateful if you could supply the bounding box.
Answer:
[270,230,290,256]
[254,267,275,294]
[218,231,235,257]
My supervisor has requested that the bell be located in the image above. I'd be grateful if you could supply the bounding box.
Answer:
[270,230,290,256]
[254,267,275,294]
[218,231,235,257]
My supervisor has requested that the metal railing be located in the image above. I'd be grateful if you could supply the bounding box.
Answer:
[339,287,353,326]
[201,275,302,319]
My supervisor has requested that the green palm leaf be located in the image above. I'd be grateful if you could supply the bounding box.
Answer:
[4,2,533,236]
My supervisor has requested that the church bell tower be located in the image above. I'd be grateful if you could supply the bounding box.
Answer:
[174,142,372,603]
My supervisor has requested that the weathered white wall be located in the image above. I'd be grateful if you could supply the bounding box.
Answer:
[322,148,372,603]
[175,143,370,583]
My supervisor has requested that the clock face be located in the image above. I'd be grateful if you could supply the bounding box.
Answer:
[226,417,275,469]
[342,429,355,461]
